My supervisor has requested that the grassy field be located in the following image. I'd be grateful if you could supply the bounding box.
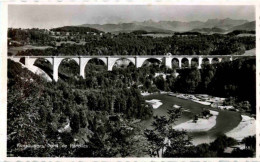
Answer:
[237,33,255,37]
[55,40,86,46]
[142,33,173,38]
[8,45,53,55]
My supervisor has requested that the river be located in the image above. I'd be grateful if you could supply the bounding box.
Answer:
[142,94,242,145]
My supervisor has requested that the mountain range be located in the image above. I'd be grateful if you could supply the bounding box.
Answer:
[80,18,255,34]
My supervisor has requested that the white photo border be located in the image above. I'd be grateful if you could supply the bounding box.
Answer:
[0,1,259,161]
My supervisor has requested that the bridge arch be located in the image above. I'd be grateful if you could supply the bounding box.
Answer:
[202,58,210,64]
[57,58,80,81]
[84,58,107,70]
[200,58,211,68]
[191,57,199,67]
[107,57,135,71]
[83,58,107,76]
[141,58,162,67]
[181,57,189,68]
[36,57,52,64]
[15,56,53,72]
[111,58,135,70]
[221,57,231,62]
[27,57,53,67]
[32,58,53,78]
[212,58,220,64]
[87,57,107,66]
[172,58,180,69]
[85,58,107,66]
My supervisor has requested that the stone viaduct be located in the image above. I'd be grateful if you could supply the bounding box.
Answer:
[8,55,251,81]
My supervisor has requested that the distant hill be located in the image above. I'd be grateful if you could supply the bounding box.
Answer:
[190,27,226,34]
[203,18,248,29]
[80,18,250,33]
[229,21,255,31]
[80,23,174,34]
[80,20,203,33]
[133,20,204,32]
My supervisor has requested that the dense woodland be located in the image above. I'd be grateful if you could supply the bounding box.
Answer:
[8,27,255,56]
[8,56,256,157]
[51,26,103,34]
[175,58,256,113]
[8,60,153,157]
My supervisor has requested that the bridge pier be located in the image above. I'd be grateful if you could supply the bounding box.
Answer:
[53,58,64,82]
[187,58,192,68]
[198,57,203,69]
[178,58,182,68]
[208,58,213,64]
[24,56,36,68]
[79,58,92,78]
[165,57,172,69]
[107,57,117,71]
[135,57,147,68]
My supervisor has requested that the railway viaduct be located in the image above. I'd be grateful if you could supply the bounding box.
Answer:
[8,54,252,81]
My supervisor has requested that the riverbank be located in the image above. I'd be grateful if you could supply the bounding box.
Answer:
[143,93,255,145]
[172,93,226,108]
[141,91,167,96]
[144,91,238,111]
[168,93,256,141]
[174,110,219,132]
[226,115,256,141]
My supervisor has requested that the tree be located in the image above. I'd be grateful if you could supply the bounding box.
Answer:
[70,113,80,133]
[209,135,237,156]
[154,75,167,91]
[242,136,256,150]
[176,68,201,93]
[194,143,217,157]
[144,108,192,157]
[193,114,199,123]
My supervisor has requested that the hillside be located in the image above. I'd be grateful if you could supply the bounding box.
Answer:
[203,18,248,29]
[229,21,255,31]
[190,27,226,34]
[51,26,104,33]
[80,23,174,34]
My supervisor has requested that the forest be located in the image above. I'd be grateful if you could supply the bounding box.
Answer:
[8,59,153,157]
[8,27,255,56]
[7,56,256,157]
[51,26,103,34]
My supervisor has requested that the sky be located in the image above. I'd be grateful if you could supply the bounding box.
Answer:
[8,5,255,29]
